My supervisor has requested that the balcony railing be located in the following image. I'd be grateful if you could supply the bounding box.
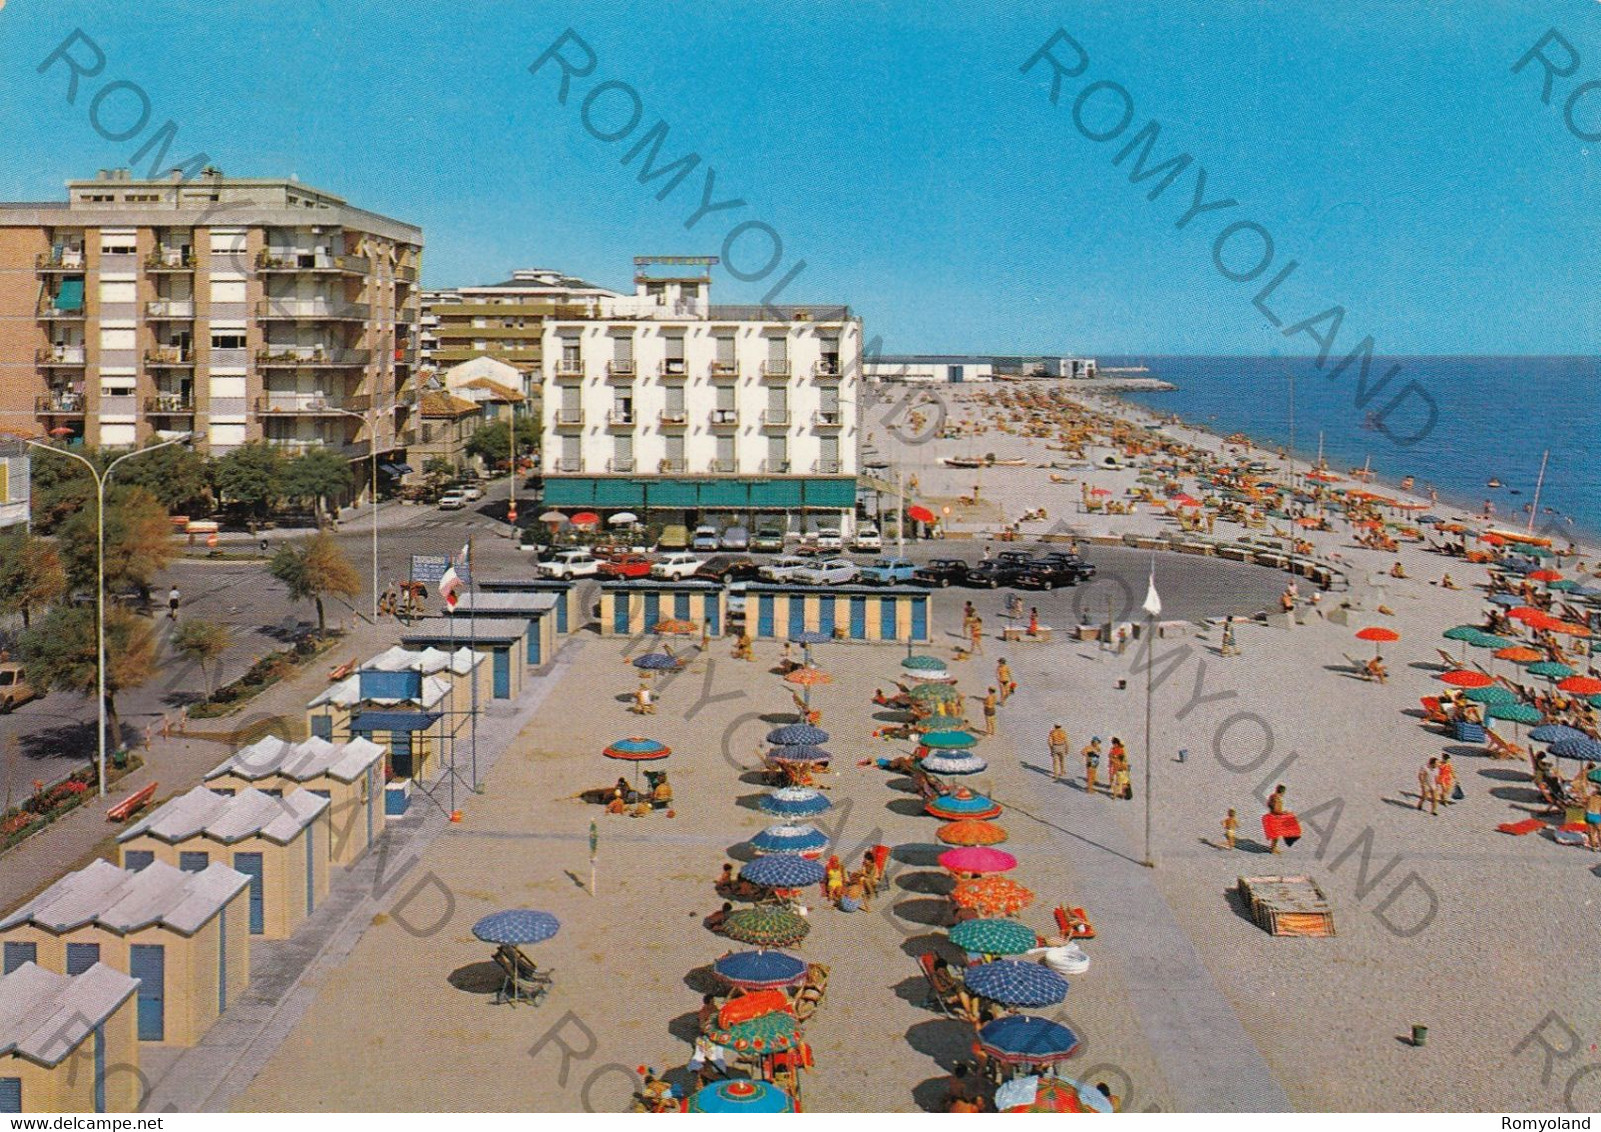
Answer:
[759,459,791,474]
[605,410,636,428]
[812,410,844,428]
[255,394,352,414]
[815,360,842,380]
[658,458,687,473]
[607,457,636,472]
[37,346,85,365]
[145,251,193,271]
[36,393,85,415]
[606,361,636,382]
[708,409,739,429]
[813,459,842,474]
[760,409,791,428]
[760,360,792,380]
[145,347,194,367]
[395,264,419,284]
[257,299,370,321]
[554,409,585,427]
[257,251,371,274]
[554,357,585,377]
[659,361,689,381]
[145,394,195,415]
[556,457,584,473]
[37,250,85,271]
[38,302,84,320]
[256,347,372,367]
[146,300,195,319]
[708,458,736,473]
[659,410,689,428]
[709,360,740,381]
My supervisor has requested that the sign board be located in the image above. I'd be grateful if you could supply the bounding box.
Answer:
[410,554,451,585]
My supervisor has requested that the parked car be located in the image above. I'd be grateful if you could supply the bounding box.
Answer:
[963,559,1029,588]
[814,527,843,552]
[858,557,919,585]
[539,550,601,579]
[850,524,883,552]
[599,553,655,579]
[759,555,813,583]
[1031,551,1097,582]
[751,527,787,553]
[1015,559,1080,590]
[436,490,468,511]
[658,524,690,550]
[792,557,860,586]
[692,525,720,552]
[459,484,485,502]
[651,552,705,580]
[720,526,750,551]
[913,558,970,588]
[0,663,39,712]
[695,554,763,583]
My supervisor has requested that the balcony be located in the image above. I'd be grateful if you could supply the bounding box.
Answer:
[760,409,791,428]
[145,251,193,271]
[605,410,636,429]
[145,347,193,367]
[815,361,842,381]
[659,361,689,383]
[257,347,372,368]
[658,458,687,474]
[554,357,585,378]
[606,360,636,383]
[147,300,195,319]
[759,459,791,474]
[37,250,85,272]
[554,409,585,428]
[708,458,736,473]
[257,299,370,321]
[37,346,85,366]
[395,264,419,284]
[813,459,842,474]
[659,410,690,429]
[607,457,636,472]
[257,251,371,274]
[812,410,844,429]
[709,362,740,383]
[760,360,792,381]
[255,394,356,415]
[36,392,85,415]
[708,409,739,430]
[556,457,584,473]
[145,394,195,415]
[38,301,84,321]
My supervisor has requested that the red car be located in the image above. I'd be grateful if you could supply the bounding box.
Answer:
[599,553,655,579]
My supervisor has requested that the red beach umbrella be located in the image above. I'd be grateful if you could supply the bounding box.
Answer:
[570,511,600,527]
[1558,676,1601,696]
[1528,570,1564,583]
[1356,625,1398,659]
[1439,670,1492,688]
[907,504,936,524]
[1507,607,1546,623]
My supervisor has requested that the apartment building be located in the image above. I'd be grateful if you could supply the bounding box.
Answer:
[0,169,422,465]
[420,268,621,383]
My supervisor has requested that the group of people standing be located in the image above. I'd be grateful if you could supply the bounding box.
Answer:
[1044,727,1133,800]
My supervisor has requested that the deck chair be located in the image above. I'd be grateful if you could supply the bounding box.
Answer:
[1436,648,1463,670]
[1343,653,1378,681]
[916,953,963,1017]
[1419,697,1451,726]
[1485,729,1527,761]
[492,947,549,1006]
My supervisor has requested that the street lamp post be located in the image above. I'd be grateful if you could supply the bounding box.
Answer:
[325,403,383,622]
[25,433,194,798]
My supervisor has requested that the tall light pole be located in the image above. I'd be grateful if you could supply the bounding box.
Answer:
[326,402,384,622]
[25,433,194,798]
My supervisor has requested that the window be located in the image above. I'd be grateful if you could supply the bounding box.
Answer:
[714,336,736,367]
[211,331,247,350]
[664,336,685,374]
[66,942,101,975]
[2,941,36,975]
[820,386,840,415]
[612,336,633,365]
[715,435,735,467]
[664,386,685,416]
[766,435,788,471]
[0,1077,19,1114]
[210,279,246,303]
[664,435,685,466]
[767,336,788,366]
[100,231,137,254]
[124,850,155,871]
[179,851,210,873]
[613,435,633,469]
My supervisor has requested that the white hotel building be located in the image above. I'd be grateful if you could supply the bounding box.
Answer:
[454,257,862,530]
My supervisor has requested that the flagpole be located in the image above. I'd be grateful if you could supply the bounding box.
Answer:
[1141,556,1159,869]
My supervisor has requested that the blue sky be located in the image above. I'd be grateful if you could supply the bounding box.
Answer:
[1,1,1597,355]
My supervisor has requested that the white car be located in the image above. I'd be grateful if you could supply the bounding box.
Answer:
[539,550,601,579]
[436,491,468,511]
[850,524,882,552]
[460,484,485,502]
[651,553,705,580]
[692,526,720,552]
[814,527,843,551]
[759,555,813,583]
[793,557,859,586]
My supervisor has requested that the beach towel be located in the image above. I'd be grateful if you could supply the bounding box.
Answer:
[1497,819,1545,836]
[1262,812,1302,845]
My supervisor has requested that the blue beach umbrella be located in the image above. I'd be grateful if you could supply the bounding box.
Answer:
[758,787,832,818]
[767,744,832,764]
[1549,737,1601,763]
[767,724,829,746]
[921,752,989,776]
[978,1015,1084,1066]
[687,1079,794,1113]
[788,630,833,646]
[633,652,680,671]
[1530,724,1588,745]
[741,854,827,888]
[712,950,808,989]
[471,910,561,946]
[750,824,829,855]
[1487,594,1523,607]
[965,960,1069,1007]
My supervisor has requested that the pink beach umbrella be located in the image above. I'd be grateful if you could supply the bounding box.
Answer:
[938,846,1019,875]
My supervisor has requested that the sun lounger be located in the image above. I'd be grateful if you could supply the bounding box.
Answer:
[916,953,964,1018]
[1419,697,1451,726]
[492,947,550,1006]
[1485,729,1527,761]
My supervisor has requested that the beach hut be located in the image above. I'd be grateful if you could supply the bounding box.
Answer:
[446,591,560,666]
[475,577,580,635]
[0,963,141,1113]
[598,579,726,639]
[0,859,250,1047]
[306,646,488,770]
[402,618,530,700]
[205,735,386,866]
[744,583,931,643]
[116,787,331,941]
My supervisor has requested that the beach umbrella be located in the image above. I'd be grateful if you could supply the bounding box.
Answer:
[570,511,600,527]
[602,737,670,786]
[1463,685,1516,706]
[907,504,937,524]
[607,511,639,526]
[1549,737,1601,762]
[901,654,947,672]
[537,510,567,524]
[1559,676,1601,697]
[687,1080,794,1113]
[1529,570,1564,583]
[1439,670,1492,688]
[1530,725,1588,745]
[1592,695,1601,710]
[920,752,988,776]
[1552,622,1593,638]
[740,854,826,888]
[965,960,1068,1007]
[920,729,981,750]
[937,819,1008,846]
[1496,646,1544,664]
[759,787,832,818]
[913,714,972,734]
[707,1011,801,1055]
[997,1076,1111,1113]
[907,682,961,705]
[951,876,1034,916]
[1507,607,1546,624]
[1548,580,1580,593]
[1470,633,1515,650]
[783,665,832,710]
[767,724,829,746]
[788,629,832,665]
[632,652,681,672]
[766,745,832,765]
[1487,594,1523,607]
[650,618,701,637]
[722,906,810,946]
[1527,661,1575,680]
[750,824,829,856]
[939,846,1018,875]
[713,950,808,990]
[949,917,1037,956]
[1443,625,1483,641]
[471,909,560,946]
[1356,626,1398,658]
[1487,703,1542,725]
[927,791,1003,821]
[978,1016,1084,1067]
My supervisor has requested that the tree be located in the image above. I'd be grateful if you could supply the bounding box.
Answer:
[211,442,285,524]
[113,441,212,516]
[0,533,66,628]
[269,532,361,635]
[172,619,231,697]
[280,449,354,520]
[465,417,538,469]
[57,485,175,599]
[422,456,455,497]
[19,605,157,752]
[28,447,99,535]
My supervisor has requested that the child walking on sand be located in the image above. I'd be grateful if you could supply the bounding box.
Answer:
[1222,808,1238,850]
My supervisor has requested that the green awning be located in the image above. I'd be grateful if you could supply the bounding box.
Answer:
[751,480,804,507]
[593,479,644,506]
[540,478,595,506]
[56,278,84,312]
[699,480,748,508]
[803,478,857,508]
[648,480,699,507]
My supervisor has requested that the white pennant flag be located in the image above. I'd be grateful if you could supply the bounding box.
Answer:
[1142,557,1162,618]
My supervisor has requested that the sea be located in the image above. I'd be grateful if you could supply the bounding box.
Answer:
[1107,356,1601,546]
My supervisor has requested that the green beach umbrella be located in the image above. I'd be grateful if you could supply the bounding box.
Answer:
[920,729,981,750]
[914,714,970,733]
[1464,685,1517,706]
[1443,626,1482,642]
[949,917,1038,956]
[1547,579,1580,592]
[1470,633,1515,650]
[1487,702,1542,725]
[908,683,962,705]
[721,906,811,947]
[902,655,946,672]
[1527,661,1576,680]
[1590,694,1601,710]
